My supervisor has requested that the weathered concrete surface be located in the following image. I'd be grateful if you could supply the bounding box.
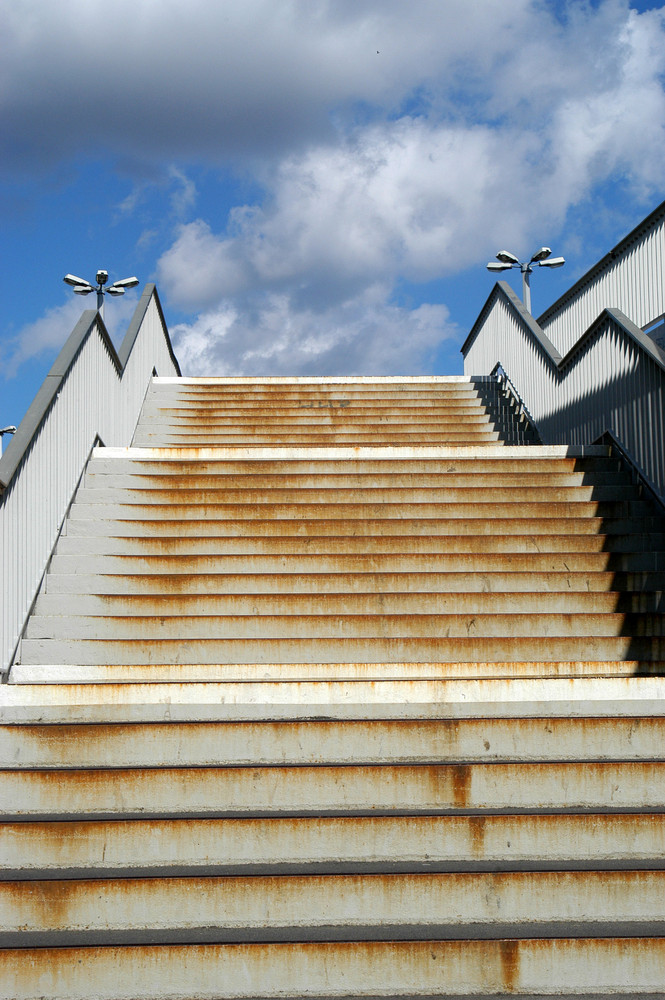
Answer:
[3,716,663,767]
[4,814,664,880]
[4,761,665,820]
[4,871,665,946]
[4,376,665,998]
[17,636,665,665]
[13,658,663,685]
[3,938,665,999]
[3,676,665,723]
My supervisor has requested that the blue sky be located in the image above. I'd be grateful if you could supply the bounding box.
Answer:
[3,0,665,432]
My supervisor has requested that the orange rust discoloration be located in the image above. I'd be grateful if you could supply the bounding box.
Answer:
[451,765,470,809]
[499,939,520,992]
[467,816,486,857]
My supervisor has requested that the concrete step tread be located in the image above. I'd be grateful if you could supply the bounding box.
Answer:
[3,813,663,879]
[11,659,665,685]
[42,570,665,595]
[88,454,618,472]
[3,870,665,947]
[3,937,665,999]
[82,472,633,489]
[2,676,665,723]
[32,591,665,615]
[53,535,665,556]
[62,516,664,537]
[152,376,479,383]
[138,414,496,426]
[3,760,665,819]
[133,435,505,445]
[93,445,613,460]
[69,485,638,504]
[23,610,665,641]
[21,635,665,666]
[141,405,495,416]
[3,715,664,766]
[64,500,655,521]
[44,552,665,574]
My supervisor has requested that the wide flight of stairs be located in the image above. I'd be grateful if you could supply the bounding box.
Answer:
[2,375,665,998]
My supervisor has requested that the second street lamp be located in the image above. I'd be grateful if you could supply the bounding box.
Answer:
[486,247,565,313]
[63,270,139,320]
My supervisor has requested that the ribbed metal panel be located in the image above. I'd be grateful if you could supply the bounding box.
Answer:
[0,293,179,675]
[463,286,665,501]
[542,218,665,354]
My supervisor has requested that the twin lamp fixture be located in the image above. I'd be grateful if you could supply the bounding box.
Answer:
[63,270,139,318]
[487,247,565,313]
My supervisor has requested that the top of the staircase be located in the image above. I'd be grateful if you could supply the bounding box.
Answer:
[153,376,481,385]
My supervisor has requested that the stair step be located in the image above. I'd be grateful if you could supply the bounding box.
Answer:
[3,870,664,947]
[83,470,631,488]
[87,451,618,473]
[69,485,637,504]
[4,813,663,880]
[141,405,495,418]
[19,635,665,665]
[32,591,665,616]
[3,761,664,820]
[139,414,496,427]
[3,716,663,767]
[64,499,657,520]
[40,570,665,595]
[22,612,665,641]
[4,937,665,1000]
[43,550,665,574]
[62,514,664,537]
[2,676,664,723]
[53,534,665,556]
[11,659,665,684]
[133,433,504,445]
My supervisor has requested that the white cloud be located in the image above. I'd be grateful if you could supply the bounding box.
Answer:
[0,294,139,379]
[0,299,84,379]
[5,1,665,381]
[152,1,665,377]
[168,166,197,218]
[171,286,455,377]
[157,119,542,310]
[0,0,550,171]
[549,8,665,200]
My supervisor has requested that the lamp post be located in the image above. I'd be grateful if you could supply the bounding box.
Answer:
[486,247,565,313]
[0,426,16,457]
[63,270,139,321]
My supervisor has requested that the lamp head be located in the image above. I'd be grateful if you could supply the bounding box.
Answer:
[63,273,89,288]
[530,247,551,262]
[73,284,94,295]
[110,276,139,289]
[539,256,565,268]
[96,269,109,286]
[495,250,519,265]
[487,261,513,272]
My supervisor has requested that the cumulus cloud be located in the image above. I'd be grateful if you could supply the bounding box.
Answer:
[4,0,665,379]
[0,294,139,379]
[171,286,456,377]
[0,0,557,172]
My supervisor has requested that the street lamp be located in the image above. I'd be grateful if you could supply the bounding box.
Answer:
[63,270,139,320]
[0,426,16,457]
[486,247,565,313]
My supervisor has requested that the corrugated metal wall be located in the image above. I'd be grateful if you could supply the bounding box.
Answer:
[463,282,665,501]
[0,289,179,675]
[539,207,665,354]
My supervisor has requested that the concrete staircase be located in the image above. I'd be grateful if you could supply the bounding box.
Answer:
[2,375,665,998]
